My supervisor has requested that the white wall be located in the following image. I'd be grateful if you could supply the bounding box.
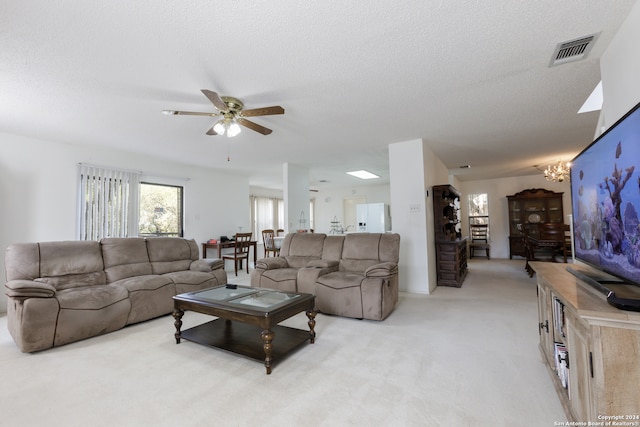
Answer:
[312,183,390,234]
[389,139,450,294]
[283,163,310,232]
[600,0,640,128]
[0,132,250,313]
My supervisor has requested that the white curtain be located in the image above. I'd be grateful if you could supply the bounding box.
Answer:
[77,164,140,240]
[251,196,281,242]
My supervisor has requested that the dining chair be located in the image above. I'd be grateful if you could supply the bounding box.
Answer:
[520,223,556,277]
[539,222,569,262]
[276,229,285,237]
[469,223,490,259]
[261,229,280,258]
[222,232,253,276]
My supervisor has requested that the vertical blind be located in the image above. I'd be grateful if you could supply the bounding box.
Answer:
[77,164,140,240]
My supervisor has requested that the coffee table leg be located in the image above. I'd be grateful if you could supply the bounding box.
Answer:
[173,309,184,344]
[261,329,275,375]
[306,309,317,344]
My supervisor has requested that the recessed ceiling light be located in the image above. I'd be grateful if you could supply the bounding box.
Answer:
[347,170,380,180]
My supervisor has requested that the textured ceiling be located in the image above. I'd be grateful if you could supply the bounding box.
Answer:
[1,1,637,189]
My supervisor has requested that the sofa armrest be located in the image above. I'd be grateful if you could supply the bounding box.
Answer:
[255,257,289,270]
[5,280,56,298]
[190,258,224,272]
[306,260,339,269]
[298,264,339,294]
[365,262,398,279]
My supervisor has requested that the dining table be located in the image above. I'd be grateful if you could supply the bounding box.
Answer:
[202,240,258,266]
[527,236,568,263]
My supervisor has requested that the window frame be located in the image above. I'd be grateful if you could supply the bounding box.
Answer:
[138,181,184,238]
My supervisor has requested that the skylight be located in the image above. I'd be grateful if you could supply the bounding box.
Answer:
[347,170,380,180]
[578,81,603,113]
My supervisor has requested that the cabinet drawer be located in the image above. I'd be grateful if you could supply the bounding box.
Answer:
[438,261,456,271]
[439,271,457,281]
[438,244,456,253]
[439,252,457,261]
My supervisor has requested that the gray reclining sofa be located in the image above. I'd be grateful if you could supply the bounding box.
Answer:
[251,232,400,320]
[4,237,226,352]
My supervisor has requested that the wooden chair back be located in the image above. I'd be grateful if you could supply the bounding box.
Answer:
[538,223,565,242]
[234,232,253,255]
[470,224,488,242]
[261,229,279,257]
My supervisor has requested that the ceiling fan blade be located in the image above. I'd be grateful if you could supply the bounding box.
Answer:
[205,126,218,136]
[238,118,273,135]
[240,106,285,117]
[201,89,228,112]
[163,110,219,117]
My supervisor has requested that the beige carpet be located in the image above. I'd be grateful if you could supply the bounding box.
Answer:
[0,259,566,426]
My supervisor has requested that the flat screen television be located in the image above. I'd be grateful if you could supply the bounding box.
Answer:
[570,100,640,296]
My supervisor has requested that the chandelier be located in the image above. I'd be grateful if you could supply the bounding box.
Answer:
[543,160,571,182]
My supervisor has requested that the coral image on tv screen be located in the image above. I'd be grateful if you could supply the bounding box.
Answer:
[571,101,640,286]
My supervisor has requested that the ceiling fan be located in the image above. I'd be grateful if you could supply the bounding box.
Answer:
[162,89,284,136]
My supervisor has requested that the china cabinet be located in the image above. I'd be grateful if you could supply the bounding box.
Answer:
[506,188,563,258]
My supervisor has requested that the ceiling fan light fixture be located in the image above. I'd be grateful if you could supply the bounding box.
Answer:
[227,121,242,137]
[213,120,226,135]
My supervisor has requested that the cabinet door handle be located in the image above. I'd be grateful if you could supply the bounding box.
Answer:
[539,320,549,333]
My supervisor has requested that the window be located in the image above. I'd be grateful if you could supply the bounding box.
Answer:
[468,192,489,235]
[78,165,185,240]
[138,182,184,237]
[468,193,488,218]
[77,165,140,240]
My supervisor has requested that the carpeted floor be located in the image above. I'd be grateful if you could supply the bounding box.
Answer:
[0,259,566,426]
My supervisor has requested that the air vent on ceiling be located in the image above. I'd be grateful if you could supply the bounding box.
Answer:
[550,33,598,66]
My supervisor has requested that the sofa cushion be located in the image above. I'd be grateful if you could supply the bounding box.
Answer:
[286,255,324,269]
[110,275,176,324]
[146,237,198,274]
[34,271,107,291]
[56,284,129,310]
[163,270,222,294]
[256,268,300,293]
[101,238,152,282]
[4,243,41,281]
[40,240,105,276]
[281,233,326,259]
[339,233,401,273]
[315,271,365,318]
[316,271,365,289]
[54,286,131,347]
[321,235,345,260]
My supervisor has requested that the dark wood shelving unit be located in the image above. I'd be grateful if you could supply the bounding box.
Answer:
[432,185,467,287]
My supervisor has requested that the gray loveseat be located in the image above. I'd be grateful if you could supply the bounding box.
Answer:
[251,232,400,320]
[4,237,226,352]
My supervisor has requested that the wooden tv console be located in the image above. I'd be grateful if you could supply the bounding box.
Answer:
[530,262,640,422]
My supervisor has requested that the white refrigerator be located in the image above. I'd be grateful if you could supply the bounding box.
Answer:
[355,203,390,232]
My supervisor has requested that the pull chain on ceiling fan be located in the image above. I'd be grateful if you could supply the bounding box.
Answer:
[162,89,284,137]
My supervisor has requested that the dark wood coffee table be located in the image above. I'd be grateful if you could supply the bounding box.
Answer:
[172,285,316,374]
